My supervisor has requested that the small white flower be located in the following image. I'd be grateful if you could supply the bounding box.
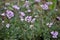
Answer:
[19,12,25,16]
[2,21,4,23]
[6,23,10,28]
[5,3,10,6]
[55,9,58,11]
[1,13,5,16]
[4,7,7,9]
[30,25,34,28]
[49,22,53,26]
[20,18,24,22]
[27,9,31,12]
[46,23,49,25]
[34,15,39,18]
[46,22,53,27]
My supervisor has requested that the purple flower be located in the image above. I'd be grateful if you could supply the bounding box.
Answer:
[40,4,48,10]
[23,1,30,8]
[19,12,25,16]
[19,12,25,22]
[12,5,20,10]
[6,10,14,19]
[51,31,58,38]
[25,16,32,22]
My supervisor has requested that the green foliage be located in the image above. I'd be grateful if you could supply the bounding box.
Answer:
[0,0,60,40]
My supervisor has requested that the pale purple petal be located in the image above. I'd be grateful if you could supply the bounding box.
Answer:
[40,4,48,10]
[53,31,58,36]
[52,35,57,38]
[51,31,54,35]
[12,5,20,10]
[19,12,25,16]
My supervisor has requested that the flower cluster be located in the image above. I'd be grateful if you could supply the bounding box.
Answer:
[19,12,25,21]
[51,31,58,38]
[25,16,32,22]
[23,1,30,8]
[0,0,59,39]
[6,10,14,19]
